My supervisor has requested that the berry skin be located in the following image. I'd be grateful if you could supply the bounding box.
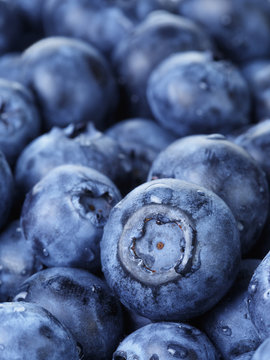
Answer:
[101,178,240,321]
[0,78,40,166]
[21,37,118,130]
[113,10,213,117]
[20,164,121,271]
[0,301,79,360]
[251,337,270,360]
[0,220,41,302]
[201,259,261,360]
[147,52,250,137]
[14,267,124,360]
[15,123,128,197]
[113,322,219,360]
[247,251,270,340]
[178,0,270,63]
[148,134,269,254]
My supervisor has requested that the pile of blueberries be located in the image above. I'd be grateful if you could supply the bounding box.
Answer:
[2,0,270,359]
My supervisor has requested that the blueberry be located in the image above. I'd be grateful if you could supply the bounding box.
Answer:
[247,251,270,339]
[14,267,124,360]
[148,134,269,253]
[43,0,134,57]
[20,37,118,130]
[0,301,79,360]
[178,0,270,63]
[0,220,41,302]
[21,164,121,271]
[201,259,261,360]
[241,60,270,122]
[15,123,128,197]
[113,322,219,360]
[101,178,240,321]
[0,79,40,166]
[234,119,270,182]
[113,10,213,117]
[147,52,250,137]
[251,337,270,360]
[106,118,176,192]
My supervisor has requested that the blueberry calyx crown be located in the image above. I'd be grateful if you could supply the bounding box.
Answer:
[118,204,197,285]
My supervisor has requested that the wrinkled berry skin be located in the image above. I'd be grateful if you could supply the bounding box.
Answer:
[202,260,261,360]
[21,37,118,130]
[148,134,269,254]
[43,0,133,57]
[101,178,240,321]
[247,251,270,339]
[21,165,121,271]
[15,267,124,360]
[106,118,176,192]
[178,0,270,63]
[251,337,270,360]
[241,61,270,122]
[113,10,213,117]
[0,151,14,229]
[113,322,219,360]
[0,220,41,302]
[15,123,128,197]
[0,301,79,360]
[0,79,40,166]
[147,52,250,137]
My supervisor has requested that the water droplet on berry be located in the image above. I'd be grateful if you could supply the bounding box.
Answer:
[221,326,232,336]
[264,289,270,299]
[0,345,5,351]
[14,305,25,313]
[250,284,257,294]
[237,222,244,231]
[199,81,208,90]
[42,248,49,257]
[150,195,162,204]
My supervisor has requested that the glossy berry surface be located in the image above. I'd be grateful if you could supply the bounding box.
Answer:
[106,118,175,191]
[0,220,41,302]
[251,337,270,360]
[0,79,40,166]
[21,37,118,130]
[0,301,79,360]
[15,123,128,197]
[101,178,240,321]
[43,0,134,57]
[148,134,269,253]
[147,52,250,137]
[202,259,261,360]
[15,267,124,360]
[113,322,219,360]
[247,251,270,339]
[21,164,121,271]
[178,0,270,63]
[113,10,213,117]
